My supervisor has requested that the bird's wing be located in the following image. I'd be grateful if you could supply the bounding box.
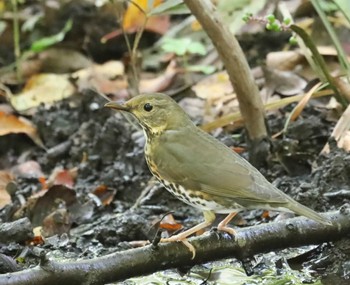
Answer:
[153,128,289,205]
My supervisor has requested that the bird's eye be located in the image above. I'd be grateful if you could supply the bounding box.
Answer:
[143,103,153,112]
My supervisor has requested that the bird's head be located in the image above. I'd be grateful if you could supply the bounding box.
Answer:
[104,93,192,134]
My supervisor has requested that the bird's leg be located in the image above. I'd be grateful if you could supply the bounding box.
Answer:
[217,212,237,235]
[161,211,216,258]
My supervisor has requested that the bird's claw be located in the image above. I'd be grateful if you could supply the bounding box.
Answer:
[161,236,196,259]
[211,226,236,240]
[217,226,236,236]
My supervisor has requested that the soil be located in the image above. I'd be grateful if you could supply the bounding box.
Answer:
[1,1,350,283]
[1,89,350,284]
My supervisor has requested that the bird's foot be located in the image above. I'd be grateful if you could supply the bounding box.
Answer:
[214,212,237,239]
[217,225,236,236]
[161,235,196,259]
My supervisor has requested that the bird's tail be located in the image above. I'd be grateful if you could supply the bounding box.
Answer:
[286,199,332,225]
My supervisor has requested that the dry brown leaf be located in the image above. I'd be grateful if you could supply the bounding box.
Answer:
[322,104,350,153]
[123,0,170,34]
[72,61,126,96]
[47,167,78,189]
[10,74,75,111]
[333,76,350,103]
[290,82,322,121]
[139,60,178,93]
[201,89,333,132]
[0,111,44,147]
[0,171,12,209]
[192,71,240,123]
[20,185,76,227]
[42,208,72,237]
[12,160,44,178]
[266,51,305,71]
[92,185,116,206]
[263,66,307,97]
[159,213,183,232]
[192,71,233,100]
[27,234,45,246]
[338,131,350,152]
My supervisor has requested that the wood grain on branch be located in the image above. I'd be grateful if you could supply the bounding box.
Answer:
[1,211,349,285]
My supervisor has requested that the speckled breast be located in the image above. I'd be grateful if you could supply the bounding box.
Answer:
[145,153,236,212]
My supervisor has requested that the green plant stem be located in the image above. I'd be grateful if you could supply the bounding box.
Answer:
[130,18,147,94]
[122,0,149,96]
[290,24,348,108]
[311,0,350,79]
[11,0,21,80]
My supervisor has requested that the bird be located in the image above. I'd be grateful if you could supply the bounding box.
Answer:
[105,93,331,254]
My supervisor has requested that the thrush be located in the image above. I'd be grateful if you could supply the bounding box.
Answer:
[105,93,331,252]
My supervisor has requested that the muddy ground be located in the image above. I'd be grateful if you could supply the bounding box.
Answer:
[1,88,350,284]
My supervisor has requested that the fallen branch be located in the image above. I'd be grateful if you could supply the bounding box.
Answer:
[1,211,349,285]
[0,218,33,243]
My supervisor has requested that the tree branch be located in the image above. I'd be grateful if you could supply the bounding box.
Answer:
[183,0,268,163]
[0,218,33,243]
[1,211,349,285]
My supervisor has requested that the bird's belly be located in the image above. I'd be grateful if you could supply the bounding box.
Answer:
[158,178,243,213]
[145,153,243,213]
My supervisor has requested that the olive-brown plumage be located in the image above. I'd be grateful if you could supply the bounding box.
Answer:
[105,93,331,249]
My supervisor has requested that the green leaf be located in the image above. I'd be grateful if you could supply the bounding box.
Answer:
[187,41,206,55]
[161,38,189,55]
[148,0,190,16]
[186,65,216,74]
[160,38,207,56]
[266,14,276,23]
[0,21,6,37]
[283,17,291,25]
[333,0,350,24]
[30,19,73,52]
[22,13,42,32]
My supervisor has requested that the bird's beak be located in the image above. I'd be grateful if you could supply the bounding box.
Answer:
[104,101,130,112]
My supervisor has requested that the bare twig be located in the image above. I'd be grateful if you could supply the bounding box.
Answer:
[0,211,349,285]
[183,0,268,161]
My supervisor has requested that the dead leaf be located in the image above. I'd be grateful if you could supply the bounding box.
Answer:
[261,210,271,219]
[191,71,241,123]
[12,160,44,178]
[0,171,12,209]
[201,88,333,132]
[290,82,322,122]
[333,76,350,103]
[123,0,170,34]
[92,185,116,206]
[38,177,48,190]
[139,60,178,93]
[10,73,76,111]
[0,112,44,147]
[14,185,77,227]
[42,208,72,237]
[266,51,305,71]
[263,66,307,98]
[232,146,245,154]
[322,103,350,153]
[47,167,78,189]
[72,61,126,95]
[159,213,183,232]
[27,233,45,246]
[192,71,233,100]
